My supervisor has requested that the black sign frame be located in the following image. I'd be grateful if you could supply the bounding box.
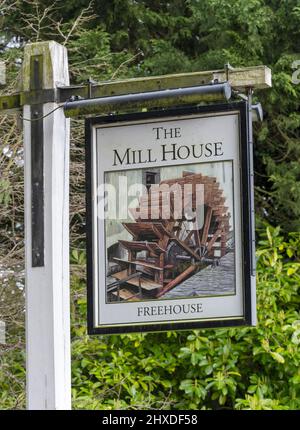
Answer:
[85,101,255,335]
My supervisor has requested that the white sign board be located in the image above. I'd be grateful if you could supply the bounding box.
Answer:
[85,103,256,334]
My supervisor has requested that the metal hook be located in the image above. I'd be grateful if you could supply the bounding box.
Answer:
[224,63,234,82]
[87,77,97,99]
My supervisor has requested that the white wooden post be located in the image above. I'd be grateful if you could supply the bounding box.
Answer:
[23,41,71,410]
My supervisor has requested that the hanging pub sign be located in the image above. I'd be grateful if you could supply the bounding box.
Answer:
[85,102,256,334]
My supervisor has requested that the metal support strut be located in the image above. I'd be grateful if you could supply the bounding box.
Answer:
[64,82,232,118]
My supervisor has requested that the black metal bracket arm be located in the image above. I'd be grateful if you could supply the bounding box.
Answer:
[63,82,232,118]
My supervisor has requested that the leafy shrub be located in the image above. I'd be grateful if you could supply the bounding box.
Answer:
[0,228,299,410]
[71,226,300,410]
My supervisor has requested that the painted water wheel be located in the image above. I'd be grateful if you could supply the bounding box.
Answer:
[110,171,230,300]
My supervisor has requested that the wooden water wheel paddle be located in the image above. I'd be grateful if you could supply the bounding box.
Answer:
[110,172,230,301]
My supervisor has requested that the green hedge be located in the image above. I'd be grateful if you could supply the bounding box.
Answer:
[0,228,299,410]
[70,226,300,410]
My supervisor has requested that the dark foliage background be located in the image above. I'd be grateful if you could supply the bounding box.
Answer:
[3,0,299,232]
[0,0,299,409]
